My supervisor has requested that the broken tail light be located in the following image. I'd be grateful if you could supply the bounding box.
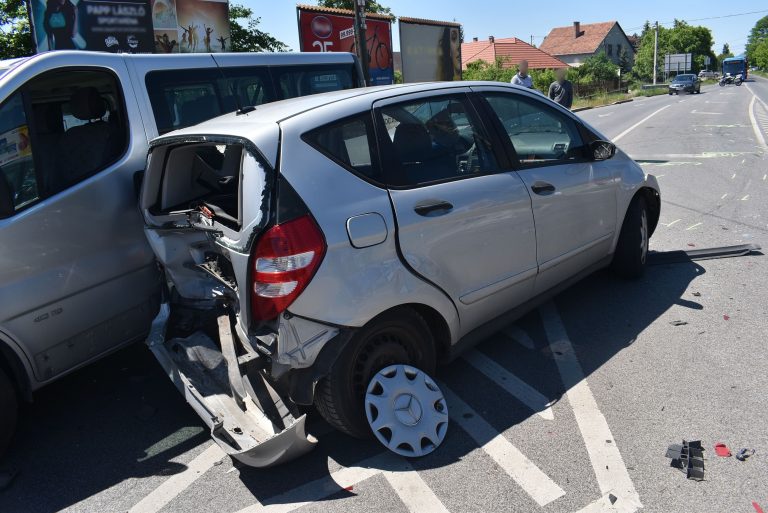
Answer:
[251,215,326,321]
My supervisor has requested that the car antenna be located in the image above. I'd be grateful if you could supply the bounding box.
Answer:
[210,54,256,116]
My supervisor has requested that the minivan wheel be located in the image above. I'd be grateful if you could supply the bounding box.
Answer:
[314,309,436,439]
[611,196,649,279]
[0,367,18,457]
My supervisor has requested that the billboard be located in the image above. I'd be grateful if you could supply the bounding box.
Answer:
[297,6,394,85]
[399,18,461,82]
[28,0,230,54]
[664,53,693,73]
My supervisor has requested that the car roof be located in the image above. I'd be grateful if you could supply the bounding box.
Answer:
[154,81,534,142]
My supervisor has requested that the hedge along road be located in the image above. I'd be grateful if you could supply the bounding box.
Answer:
[2,78,768,513]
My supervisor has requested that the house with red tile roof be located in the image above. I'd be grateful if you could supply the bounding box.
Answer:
[540,21,634,69]
[461,36,568,70]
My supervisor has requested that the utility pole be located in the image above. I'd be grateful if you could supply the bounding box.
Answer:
[354,0,370,85]
[653,21,658,85]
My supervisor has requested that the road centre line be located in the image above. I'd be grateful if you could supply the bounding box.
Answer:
[691,110,723,115]
[442,385,566,507]
[612,105,670,143]
[742,195,750,201]
[540,303,641,512]
[129,444,226,513]
[686,222,703,230]
[463,350,554,420]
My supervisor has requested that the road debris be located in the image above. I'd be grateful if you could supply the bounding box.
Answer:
[666,440,705,481]
[714,443,731,457]
[669,320,689,326]
[692,292,702,297]
[736,448,755,462]
[753,501,765,513]
[648,244,762,265]
[724,315,730,321]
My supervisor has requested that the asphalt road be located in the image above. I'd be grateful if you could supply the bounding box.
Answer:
[2,77,768,513]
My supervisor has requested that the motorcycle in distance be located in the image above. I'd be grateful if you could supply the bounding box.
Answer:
[719,72,743,87]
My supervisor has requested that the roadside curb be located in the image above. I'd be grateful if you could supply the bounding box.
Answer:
[572,106,593,112]
[573,97,634,113]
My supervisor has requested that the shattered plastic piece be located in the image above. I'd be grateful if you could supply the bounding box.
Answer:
[714,443,731,457]
[609,494,618,505]
[344,485,354,491]
[687,243,696,247]
[666,440,705,480]
[753,501,765,513]
[669,320,689,326]
[736,448,755,461]
[724,314,730,321]
[692,292,702,297]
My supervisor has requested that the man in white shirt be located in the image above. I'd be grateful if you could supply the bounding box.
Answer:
[511,60,533,88]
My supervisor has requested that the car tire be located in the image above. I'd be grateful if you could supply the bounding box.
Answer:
[611,196,649,280]
[314,309,436,439]
[0,366,18,457]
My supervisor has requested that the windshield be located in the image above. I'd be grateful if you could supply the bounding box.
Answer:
[722,60,745,75]
[673,75,694,82]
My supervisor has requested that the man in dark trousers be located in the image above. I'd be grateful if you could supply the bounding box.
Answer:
[548,68,573,109]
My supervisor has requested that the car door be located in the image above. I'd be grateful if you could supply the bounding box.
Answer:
[473,86,618,293]
[373,90,538,334]
[0,58,158,383]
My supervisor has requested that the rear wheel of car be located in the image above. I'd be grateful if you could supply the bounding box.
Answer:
[314,309,436,439]
[611,196,649,279]
[0,366,18,457]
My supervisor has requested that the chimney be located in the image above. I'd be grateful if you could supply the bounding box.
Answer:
[472,37,478,42]
[573,21,581,38]
[489,35,495,43]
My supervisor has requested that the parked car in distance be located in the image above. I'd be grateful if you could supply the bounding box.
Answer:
[698,70,719,79]
[0,50,365,457]
[669,74,701,94]
[141,81,661,467]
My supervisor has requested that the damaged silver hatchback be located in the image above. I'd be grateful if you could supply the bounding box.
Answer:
[140,82,661,467]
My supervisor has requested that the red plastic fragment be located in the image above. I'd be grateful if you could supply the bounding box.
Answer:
[714,443,731,457]
[753,501,765,513]
[344,485,354,491]
[724,314,730,320]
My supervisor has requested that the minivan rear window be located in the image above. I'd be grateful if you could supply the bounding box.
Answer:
[146,63,358,134]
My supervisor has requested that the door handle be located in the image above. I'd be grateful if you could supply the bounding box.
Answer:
[414,200,453,216]
[531,181,556,195]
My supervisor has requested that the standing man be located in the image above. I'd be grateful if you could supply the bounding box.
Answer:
[511,60,533,88]
[548,68,574,109]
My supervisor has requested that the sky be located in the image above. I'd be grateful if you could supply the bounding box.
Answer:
[250,0,768,56]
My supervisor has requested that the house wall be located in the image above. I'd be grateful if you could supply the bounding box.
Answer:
[555,25,635,69]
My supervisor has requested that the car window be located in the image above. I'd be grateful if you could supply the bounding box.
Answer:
[304,113,379,182]
[273,64,356,99]
[376,95,498,187]
[0,92,38,211]
[0,69,128,214]
[482,92,585,166]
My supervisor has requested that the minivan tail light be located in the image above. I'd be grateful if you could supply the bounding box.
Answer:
[251,215,326,321]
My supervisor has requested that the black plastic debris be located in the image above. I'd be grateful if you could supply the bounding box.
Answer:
[649,244,762,266]
[666,440,705,480]
[736,448,755,462]
[669,320,689,326]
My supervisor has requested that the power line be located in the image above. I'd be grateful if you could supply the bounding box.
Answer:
[624,8,768,32]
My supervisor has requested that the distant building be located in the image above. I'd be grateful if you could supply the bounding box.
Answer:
[540,21,635,69]
[461,36,568,70]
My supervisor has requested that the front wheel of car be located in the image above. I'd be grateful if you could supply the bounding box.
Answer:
[611,196,649,280]
[314,309,436,439]
[0,366,18,457]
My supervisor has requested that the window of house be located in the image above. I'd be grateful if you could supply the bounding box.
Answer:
[482,92,586,166]
[375,95,498,187]
[0,68,128,215]
[304,113,379,182]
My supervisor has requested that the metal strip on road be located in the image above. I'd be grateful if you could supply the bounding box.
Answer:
[540,302,641,512]
[441,385,566,507]
[463,350,554,420]
[612,105,670,143]
[128,443,227,513]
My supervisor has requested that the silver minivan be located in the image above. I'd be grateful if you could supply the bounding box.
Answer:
[0,50,364,455]
[141,82,661,466]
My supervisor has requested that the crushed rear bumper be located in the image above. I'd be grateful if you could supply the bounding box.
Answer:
[146,303,317,467]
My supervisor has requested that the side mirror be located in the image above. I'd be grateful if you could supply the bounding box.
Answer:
[0,173,15,219]
[590,140,616,161]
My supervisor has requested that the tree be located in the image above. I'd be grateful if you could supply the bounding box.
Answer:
[316,0,392,14]
[229,4,288,52]
[0,0,34,59]
[631,20,716,82]
[753,39,768,70]
[721,43,731,56]
[578,52,619,83]
[746,15,768,60]
[618,47,631,74]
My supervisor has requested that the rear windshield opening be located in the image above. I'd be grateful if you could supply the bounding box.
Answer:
[152,142,244,229]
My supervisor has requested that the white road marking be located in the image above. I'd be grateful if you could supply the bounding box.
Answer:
[613,105,670,142]
[383,466,449,513]
[741,159,746,165]
[741,195,750,201]
[678,99,686,103]
[235,459,381,513]
[463,350,554,420]
[540,303,641,512]
[442,385,566,506]
[763,174,767,181]
[129,444,226,513]
[690,109,722,115]
[732,173,737,179]
[632,151,751,159]
[686,222,703,230]
[655,174,665,178]
[663,219,682,227]
[747,96,768,152]
[503,324,536,349]
[598,112,614,117]
[721,193,728,200]
[705,101,729,104]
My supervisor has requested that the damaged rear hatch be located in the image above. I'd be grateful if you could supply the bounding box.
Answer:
[139,120,318,467]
